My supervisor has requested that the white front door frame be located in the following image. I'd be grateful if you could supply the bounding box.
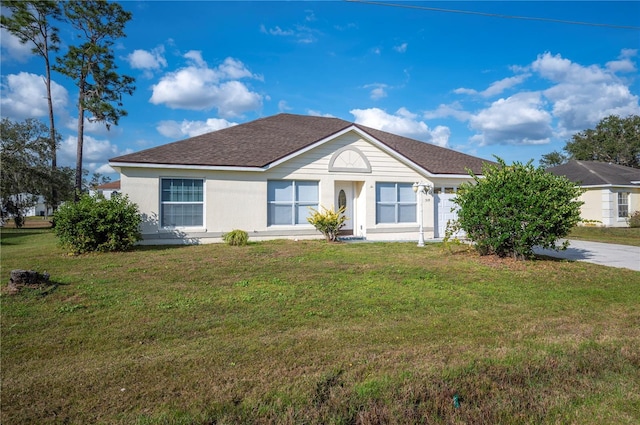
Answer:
[335,181,355,234]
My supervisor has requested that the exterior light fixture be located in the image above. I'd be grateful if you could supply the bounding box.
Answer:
[412,182,432,247]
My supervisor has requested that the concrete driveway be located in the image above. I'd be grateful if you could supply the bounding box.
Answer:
[534,240,640,271]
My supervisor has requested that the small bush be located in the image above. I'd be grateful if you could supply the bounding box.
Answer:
[307,205,346,242]
[628,211,640,228]
[223,229,249,246]
[53,193,142,253]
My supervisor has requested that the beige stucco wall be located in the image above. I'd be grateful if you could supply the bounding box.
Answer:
[116,130,476,244]
[577,187,640,227]
[578,188,605,224]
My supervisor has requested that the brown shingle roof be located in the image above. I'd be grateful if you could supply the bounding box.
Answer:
[110,113,490,175]
[96,180,120,190]
[547,160,640,186]
[354,123,489,175]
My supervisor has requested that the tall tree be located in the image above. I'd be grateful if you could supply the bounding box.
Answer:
[54,0,135,197]
[541,115,640,169]
[1,119,53,227]
[1,0,62,209]
[539,151,568,168]
[565,115,640,168]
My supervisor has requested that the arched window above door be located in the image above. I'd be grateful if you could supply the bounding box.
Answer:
[328,146,371,173]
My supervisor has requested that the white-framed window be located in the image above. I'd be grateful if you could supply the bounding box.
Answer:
[161,178,204,227]
[618,192,629,218]
[376,182,416,224]
[267,180,318,225]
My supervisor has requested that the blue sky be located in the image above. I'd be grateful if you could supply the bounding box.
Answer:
[2,1,639,180]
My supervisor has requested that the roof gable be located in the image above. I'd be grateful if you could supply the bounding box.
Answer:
[547,160,640,186]
[110,113,490,175]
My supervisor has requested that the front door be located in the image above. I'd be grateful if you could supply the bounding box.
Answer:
[335,182,354,235]
[434,188,460,238]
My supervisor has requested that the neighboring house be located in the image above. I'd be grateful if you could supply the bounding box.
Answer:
[2,194,51,217]
[30,195,52,217]
[90,180,121,200]
[547,160,640,227]
[109,113,491,244]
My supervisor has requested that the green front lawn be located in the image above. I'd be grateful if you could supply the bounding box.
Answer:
[569,226,640,246]
[1,230,639,424]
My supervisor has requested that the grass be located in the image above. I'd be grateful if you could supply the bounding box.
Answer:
[1,229,639,424]
[568,226,640,246]
[1,216,53,229]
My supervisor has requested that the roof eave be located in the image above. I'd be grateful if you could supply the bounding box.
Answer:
[108,161,266,172]
[581,183,640,189]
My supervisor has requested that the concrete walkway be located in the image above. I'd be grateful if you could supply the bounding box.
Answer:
[534,240,640,271]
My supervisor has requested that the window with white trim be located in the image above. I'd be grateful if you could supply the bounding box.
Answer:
[161,178,204,227]
[618,192,629,218]
[376,182,416,224]
[267,180,318,225]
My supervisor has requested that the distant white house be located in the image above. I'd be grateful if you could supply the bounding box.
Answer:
[3,194,52,217]
[547,161,640,227]
[30,195,52,217]
[90,180,121,200]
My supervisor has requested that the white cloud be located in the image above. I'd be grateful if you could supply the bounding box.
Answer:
[64,116,123,137]
[278,100,292,112]
[0,28,32,62]
[430,126,451,148]
[468,92,553,146]
[307,110,335,118]
[423,102,472,121]
[606,48,637,73]
[350,107,450,147]
[184,50,207,67]
[156,118,237,139]
[150,53,263,118]
[458,51,640,146]
[209,81,263,118]
[532,51,640,135]
[453,87,478,96]
[260,24,294,36]
[95,163,117,175]
[532,52,608,84]
[370,87,386,100]
[59,135,132,174]
[334,23,358,31]
[0,72,68,119]
[454,74,530,98]
[127,46,167,71]
[364,83,388,100]
[260,23,318,43]
[305,10,316,22]
[394,42,408,53]
[218,57,263,81]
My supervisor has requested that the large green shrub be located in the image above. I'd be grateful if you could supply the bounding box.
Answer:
[54,193,142,253]
[452,158,584,260]
[307,205,347,242]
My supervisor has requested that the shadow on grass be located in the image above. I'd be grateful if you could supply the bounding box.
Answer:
[4,280,67,298]
[0,229,54,245]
